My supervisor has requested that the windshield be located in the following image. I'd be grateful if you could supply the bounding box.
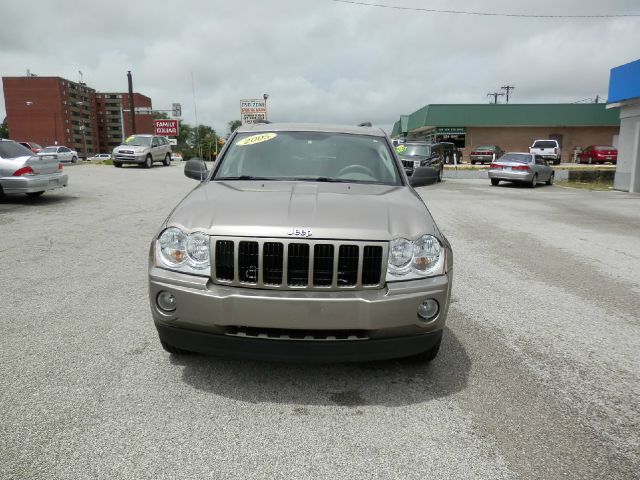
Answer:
[41,146,57,153]
[124,135,152,147]
[215,131,401,185]
[0,141,34,159]
[500,153,532,163]
[475,146,494,151]
[532,141,557,148]
[396,144,430,157]
[594,146,615,151]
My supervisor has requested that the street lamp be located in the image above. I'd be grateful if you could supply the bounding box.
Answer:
[263,93,269,121]
[24,101,35,143]
[75,101,88,160]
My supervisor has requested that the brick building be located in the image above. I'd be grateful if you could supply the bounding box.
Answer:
[2,75,154,156]
[391,104,621,163]
[96,92,153,152]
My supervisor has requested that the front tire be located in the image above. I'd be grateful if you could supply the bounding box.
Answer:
[529,174,537,188]
[163,153,171,166]
[26,191,45,197]
[71,156,78,163]
[113,161,122,168]
[437,166,443,182]
[144,154,153,169]
[491,178,500,186]
[588,157,593,165]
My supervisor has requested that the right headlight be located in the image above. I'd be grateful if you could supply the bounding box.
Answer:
[156,227,210,276]
[386,235,445,281]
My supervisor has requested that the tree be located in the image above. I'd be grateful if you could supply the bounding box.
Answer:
[228,119,242,134]
[0,117,8,138]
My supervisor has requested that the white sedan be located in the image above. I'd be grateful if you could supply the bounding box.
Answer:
[38,145,79,163]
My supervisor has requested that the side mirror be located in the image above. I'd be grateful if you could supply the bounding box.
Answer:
[184,158,208,181]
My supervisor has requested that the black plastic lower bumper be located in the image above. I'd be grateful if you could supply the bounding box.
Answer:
[155,323,443,362]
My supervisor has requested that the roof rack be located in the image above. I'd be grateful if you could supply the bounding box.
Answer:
[357,122,372,127]
[254,120,271,124]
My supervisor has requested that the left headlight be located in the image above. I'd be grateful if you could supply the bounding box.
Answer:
[156,227,210,276]
[386,235,445,281]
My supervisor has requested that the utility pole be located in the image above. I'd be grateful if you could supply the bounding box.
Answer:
[127,71,136,134]
[501,85,515,103]
[595,95,600,104]
[487,92,505,104]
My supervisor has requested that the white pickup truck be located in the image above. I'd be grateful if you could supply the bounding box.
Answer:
[529,139,561,165]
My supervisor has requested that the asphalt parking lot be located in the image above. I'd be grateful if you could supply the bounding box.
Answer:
[1,164,639,479]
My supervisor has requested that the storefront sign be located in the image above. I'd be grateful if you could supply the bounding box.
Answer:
[436,127,466,135]
[154,119,179,136]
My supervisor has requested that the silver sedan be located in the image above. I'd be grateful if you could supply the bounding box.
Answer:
[488,152,554,188]
[0,139,69,198]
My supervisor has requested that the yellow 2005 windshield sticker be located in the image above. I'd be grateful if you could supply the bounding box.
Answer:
[396,144,407,153]
[236,133,277,146]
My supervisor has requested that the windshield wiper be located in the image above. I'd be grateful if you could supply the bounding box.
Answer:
[299,177,353,183]
[217,175,277,181]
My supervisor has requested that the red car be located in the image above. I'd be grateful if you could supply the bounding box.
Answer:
[577,145,617,164]
[18,141,43,154]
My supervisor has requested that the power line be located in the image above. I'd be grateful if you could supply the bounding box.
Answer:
[331,0,640,18]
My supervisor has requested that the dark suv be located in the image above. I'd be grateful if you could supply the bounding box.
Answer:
[396,141,445,185]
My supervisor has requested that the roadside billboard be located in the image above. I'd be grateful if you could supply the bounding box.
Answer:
[154,119,179,136]
[240,99,267,124]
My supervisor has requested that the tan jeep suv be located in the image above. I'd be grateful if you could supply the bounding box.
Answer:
[148,123,453,362]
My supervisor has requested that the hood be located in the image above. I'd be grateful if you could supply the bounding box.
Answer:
[165,181,437,241]
[114,145,147,153]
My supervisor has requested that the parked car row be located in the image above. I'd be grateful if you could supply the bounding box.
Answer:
[393,138,618,166]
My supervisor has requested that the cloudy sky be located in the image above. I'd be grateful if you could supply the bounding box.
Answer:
[1,0,639,134]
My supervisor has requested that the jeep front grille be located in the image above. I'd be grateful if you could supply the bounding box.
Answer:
[211,237,387,290]
[402,159,414,168]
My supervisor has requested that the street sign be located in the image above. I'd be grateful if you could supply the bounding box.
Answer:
[154,119,179,136]
[240,98,267,124]
[135,106,152,115]
[168,138,178,146]
[172,103,182,117]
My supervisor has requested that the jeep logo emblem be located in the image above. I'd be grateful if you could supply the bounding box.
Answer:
[288,228,312,237]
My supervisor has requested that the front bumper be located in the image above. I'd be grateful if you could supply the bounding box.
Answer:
[149,266,452,360]
[0,172,69,194]
[488,169,534,183]
[156,323,443,362]
[113,153,146,163]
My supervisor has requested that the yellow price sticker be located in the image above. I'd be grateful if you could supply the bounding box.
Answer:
[236,133,277,146]
[396,145,407,153]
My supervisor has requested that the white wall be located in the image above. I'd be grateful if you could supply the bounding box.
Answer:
[613,102,640,193]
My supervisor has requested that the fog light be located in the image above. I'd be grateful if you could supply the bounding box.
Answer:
[418,299,439,321]
[157,291,177,312]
